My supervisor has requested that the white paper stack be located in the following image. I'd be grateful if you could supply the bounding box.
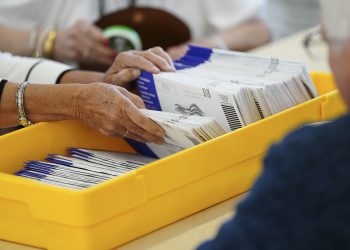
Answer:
[184,50,318,119]
[140,109,226,157]
[136,46,318,135]
[15,148,156,190]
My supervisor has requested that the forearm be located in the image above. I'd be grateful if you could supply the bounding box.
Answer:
[0,83,80,128]
[58,70,104,84]
[220,18,271,51]
[0,26,34,56]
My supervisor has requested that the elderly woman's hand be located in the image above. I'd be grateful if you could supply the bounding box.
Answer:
[103,47,176,86]
[54,20,116,66]
[57,47,176,87]
[73,82,165,143]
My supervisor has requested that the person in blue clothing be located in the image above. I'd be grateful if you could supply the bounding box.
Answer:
[197,0,350,249]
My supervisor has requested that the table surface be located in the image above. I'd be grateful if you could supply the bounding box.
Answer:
[250,27,330,73]
[0,27,330,250]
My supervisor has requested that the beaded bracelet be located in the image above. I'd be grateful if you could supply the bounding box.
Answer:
[16,81,33,127]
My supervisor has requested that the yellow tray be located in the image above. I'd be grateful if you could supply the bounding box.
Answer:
[0,73,345,250]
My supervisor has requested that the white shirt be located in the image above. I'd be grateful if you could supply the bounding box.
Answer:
[0,52,72,84]
[0,0,262,39]
[0,0,262,83]
[103,0,264,39]
[0,0,98,30]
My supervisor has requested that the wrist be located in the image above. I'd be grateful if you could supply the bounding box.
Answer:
[69,84,91,121]
[54,84,87,120]
[24,84,80,122]
[0,83,81,128]
[16,82,34,127]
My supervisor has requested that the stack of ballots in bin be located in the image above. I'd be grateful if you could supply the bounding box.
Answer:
[16,148,156,190]
[15,46,319,189]
[129,46,318,158]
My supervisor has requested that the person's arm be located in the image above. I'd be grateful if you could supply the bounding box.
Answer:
[59,47,175,86]
[0,21,116,66]
[0,26,34,57]
[0,47,174,86]
[0,82,165,144]
[220,18,271,51]
[58,70,104,84]
[0,83,74,128]
[167,18,271,60]
[197,122,350,249]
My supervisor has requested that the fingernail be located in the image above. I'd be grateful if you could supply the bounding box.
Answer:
[152,67,161,73]
[156,131,164,137]
[155,138,164,145]
[166,65,174,72]
[132,69,141,77]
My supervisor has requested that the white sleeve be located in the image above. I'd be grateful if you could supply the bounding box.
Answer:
[0,52,73,84]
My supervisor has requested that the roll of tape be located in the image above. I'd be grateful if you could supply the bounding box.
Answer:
[103,25,142,51]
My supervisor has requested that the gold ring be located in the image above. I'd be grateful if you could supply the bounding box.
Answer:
[123,130,129,137]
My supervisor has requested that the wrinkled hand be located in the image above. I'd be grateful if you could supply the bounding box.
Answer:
[103,47,176,86]
[73,83,165,144]
[54,20,116,66]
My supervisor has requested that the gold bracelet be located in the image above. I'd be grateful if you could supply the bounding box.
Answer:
[42,30,57,59]
[16,81,33,127]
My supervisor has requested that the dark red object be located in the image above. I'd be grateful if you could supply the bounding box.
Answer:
[80,7,191,71]
[96,7,191,50]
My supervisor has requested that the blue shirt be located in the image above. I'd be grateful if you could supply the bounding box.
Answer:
[198,114,350,250]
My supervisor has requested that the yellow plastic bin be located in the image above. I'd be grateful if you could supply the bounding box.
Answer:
[0,73,346,250]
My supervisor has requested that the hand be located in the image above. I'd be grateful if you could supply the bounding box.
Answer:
[73,83,165,144]
[104,47,176,86]
[167,44,189,61]
[54,20,116,66]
